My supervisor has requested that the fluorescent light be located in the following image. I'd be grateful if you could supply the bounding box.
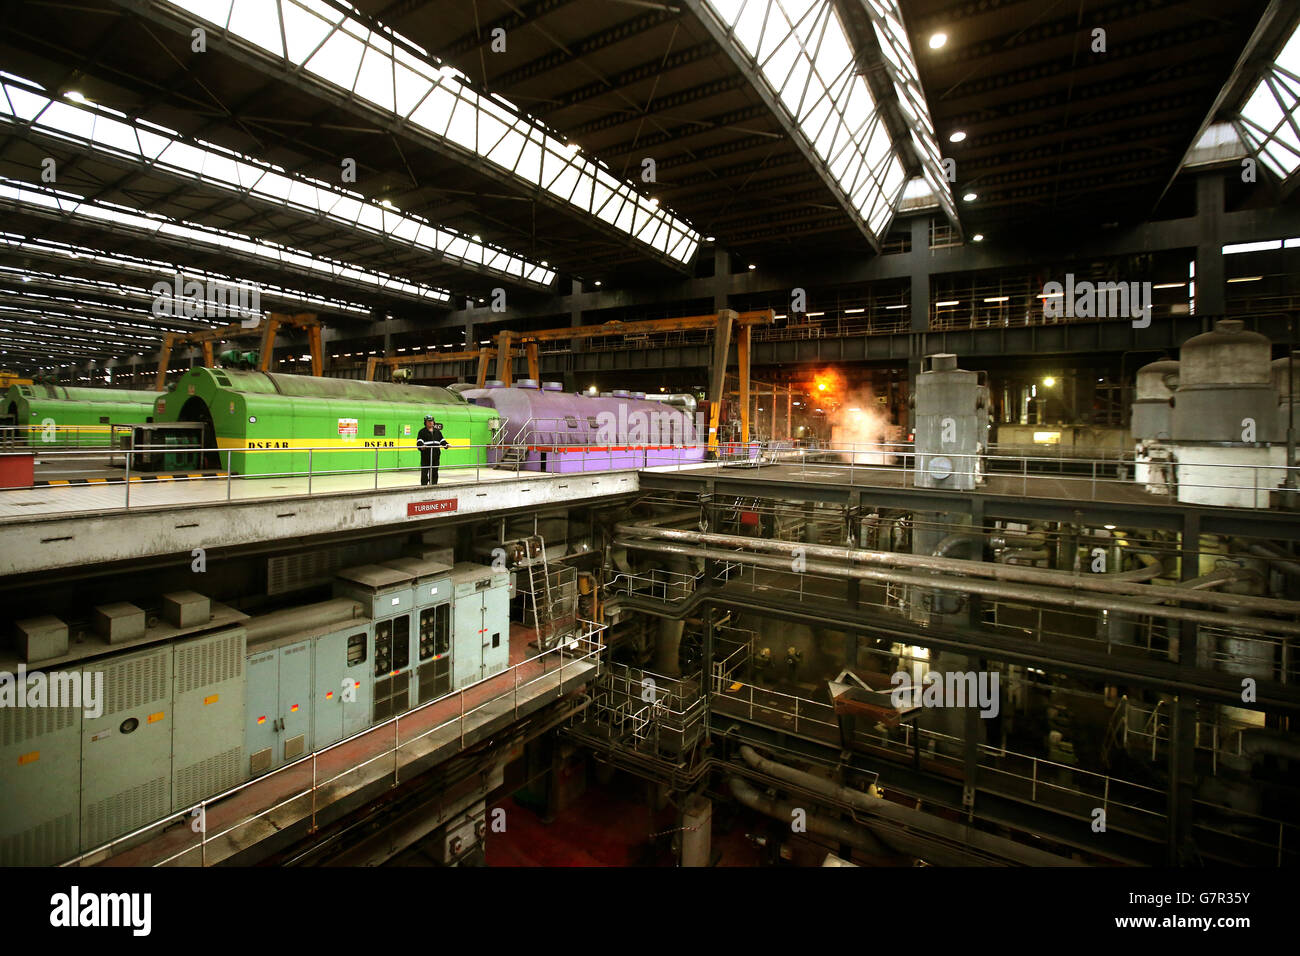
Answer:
[983,296,1009,303]
[884,304,908,309]
[844,307,865,314]
[1227,276,1263,282]
[935,299,960,307]
[1223,240,1282,254]
[1152,282,1185,289]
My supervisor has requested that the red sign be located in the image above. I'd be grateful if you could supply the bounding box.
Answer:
[407,498,458,517]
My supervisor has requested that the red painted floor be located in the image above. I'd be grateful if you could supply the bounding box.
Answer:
[485,778,765,867]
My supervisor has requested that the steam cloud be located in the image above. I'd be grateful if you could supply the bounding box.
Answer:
[829,389,894,464]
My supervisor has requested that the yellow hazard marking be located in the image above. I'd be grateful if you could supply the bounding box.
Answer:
[147,711,165,724]
[18,751,38,765]
[203,694,219,705]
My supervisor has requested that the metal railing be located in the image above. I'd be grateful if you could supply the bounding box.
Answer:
[10,434,1300,518]
[61,624,606,868]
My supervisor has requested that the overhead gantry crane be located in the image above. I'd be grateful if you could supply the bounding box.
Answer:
[155,313,323,390]
[361,310,775,453]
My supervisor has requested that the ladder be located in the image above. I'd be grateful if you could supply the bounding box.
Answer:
[524,534,560,649]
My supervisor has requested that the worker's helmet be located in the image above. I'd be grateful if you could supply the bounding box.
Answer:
[424,414,434,422]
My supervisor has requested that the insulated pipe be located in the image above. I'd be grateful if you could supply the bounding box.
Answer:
[1245,543,1300,578]
[1239,728,1300,762]
[735,746,1075,866]
[933,534,984,560]
[726,777,900,861]
[616,538,1300,638]
[614,524,1300,617]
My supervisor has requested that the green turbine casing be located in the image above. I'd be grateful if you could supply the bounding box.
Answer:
[154,367,496,477]
[4,384,159,445]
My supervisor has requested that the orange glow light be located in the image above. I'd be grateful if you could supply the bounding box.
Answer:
[325,691,334,699]
[257,716,266,724]
[290,704,299,712]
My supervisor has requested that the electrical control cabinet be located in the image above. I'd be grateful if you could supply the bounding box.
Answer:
[335,564,415,617]
[312,624,373,749]
[372,612,416,722]
[0,688,83,866]
[383,558,454,705]
[171,627,246,810]
[244,639,313,777]
[79,645,174,850]
[450,563,511,690]
[335,564,420,722]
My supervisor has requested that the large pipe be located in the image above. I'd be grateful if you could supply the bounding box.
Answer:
[726,776,900,861]
[733,746,1075,866]
[933,533,984,560]
[616,538,1300,638]
[1245,542,1300,578]
[615,524,1300,616]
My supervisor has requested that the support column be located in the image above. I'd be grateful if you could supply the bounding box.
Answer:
[1195,174,1226,317]
[707,310,737,455]
[906,217,932,434]
[498,330,514,386]
[703,605,716,740]
[526,342,540,382]
[570,279,585,356]
[909,217,931,334]
[681,794,712,867]
[738,324,751,444]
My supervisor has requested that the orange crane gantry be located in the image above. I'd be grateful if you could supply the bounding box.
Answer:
[155,313,322,390]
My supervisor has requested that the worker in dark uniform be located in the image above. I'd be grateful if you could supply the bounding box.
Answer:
[416,415,450,485]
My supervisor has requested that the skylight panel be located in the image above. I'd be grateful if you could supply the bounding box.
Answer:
[154,0,699,265]
[0,74,556,286]
[0,179,450,303]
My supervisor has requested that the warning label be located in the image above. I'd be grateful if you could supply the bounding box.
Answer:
[338,418,359,438]
[407,498,458,517]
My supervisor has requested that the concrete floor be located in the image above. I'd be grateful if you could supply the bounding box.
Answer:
[0,462,549,520]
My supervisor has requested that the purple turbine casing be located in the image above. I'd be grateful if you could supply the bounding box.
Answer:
[461,383,705,472]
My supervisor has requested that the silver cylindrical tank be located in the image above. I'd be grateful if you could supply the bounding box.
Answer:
[1131,359,1178,440]
[913,353,984,490]
[1172,320,1278,443]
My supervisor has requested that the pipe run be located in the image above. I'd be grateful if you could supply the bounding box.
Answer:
[615,538,1300,638]
[733,746,1075,866]
[614,523,1300,617]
